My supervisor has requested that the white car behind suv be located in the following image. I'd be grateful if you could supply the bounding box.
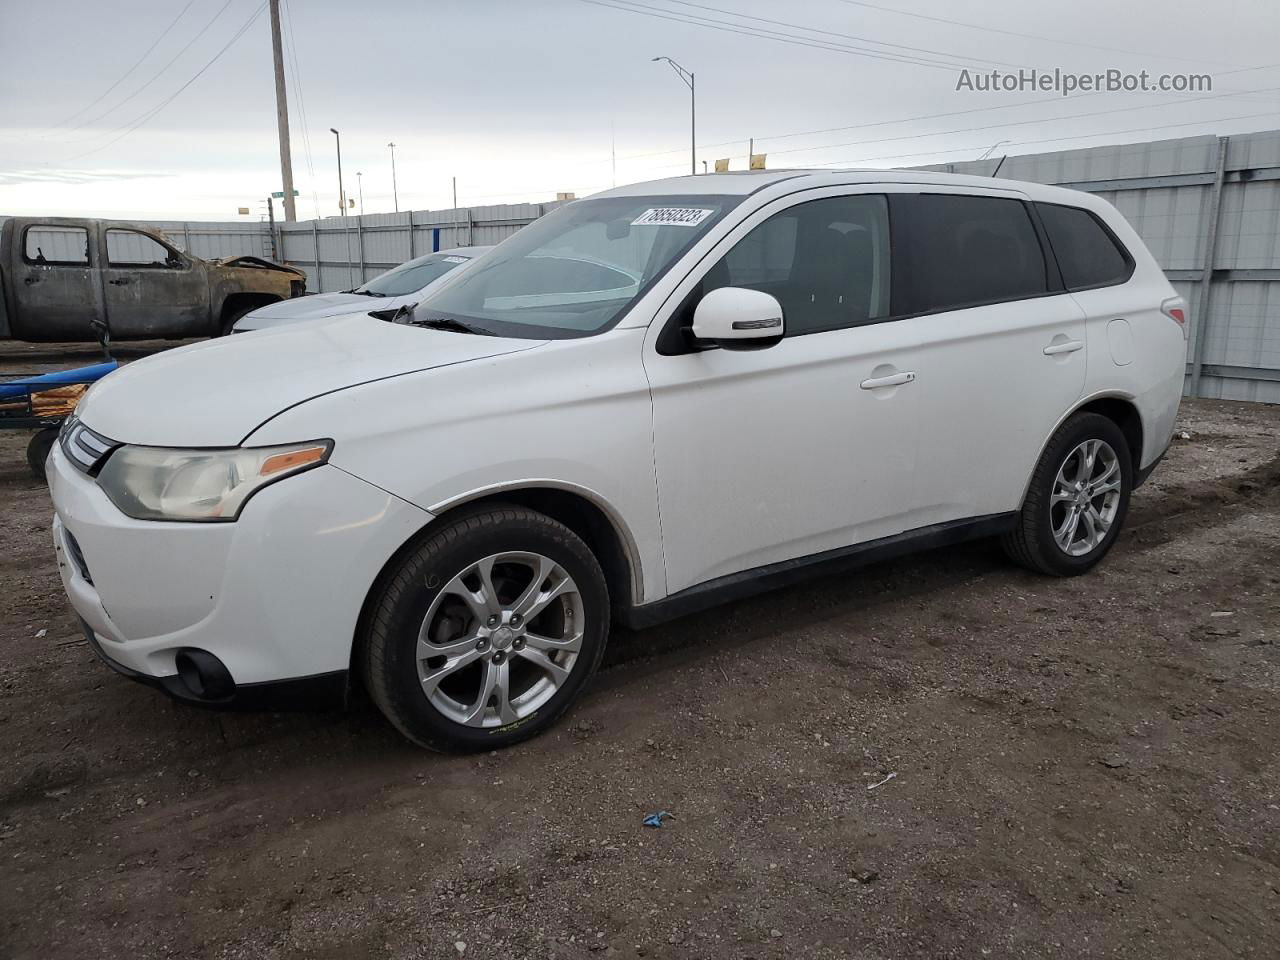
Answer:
[230,245,491,332]
[48,170,1186,751]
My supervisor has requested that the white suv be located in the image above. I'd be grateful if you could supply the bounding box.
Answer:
[48,170,1187,751]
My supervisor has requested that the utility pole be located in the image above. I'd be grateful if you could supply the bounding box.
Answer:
[652,57,695,176]
[357,171,364,216]
[268,0,296,221]
[452,176,457,210]
[387,142,399,212]
[330,128,345,216]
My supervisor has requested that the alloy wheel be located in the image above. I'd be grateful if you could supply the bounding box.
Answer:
[1050,438,1122,557]
[416,552,584,728]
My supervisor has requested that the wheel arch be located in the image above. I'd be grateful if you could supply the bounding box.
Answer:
[351,481,644,679]
[1020,392,1146,507]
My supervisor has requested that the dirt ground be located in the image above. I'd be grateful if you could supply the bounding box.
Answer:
[2,341,1279,959]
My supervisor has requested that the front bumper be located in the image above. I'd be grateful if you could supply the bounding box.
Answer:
[48,440,432,702]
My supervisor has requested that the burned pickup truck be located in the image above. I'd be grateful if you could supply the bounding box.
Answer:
[0,217,306,341]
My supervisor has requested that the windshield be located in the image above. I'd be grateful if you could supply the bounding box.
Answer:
[417,195,738,338]
[356,252,475,296]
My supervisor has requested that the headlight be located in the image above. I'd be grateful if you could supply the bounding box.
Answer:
[96,441,332,522]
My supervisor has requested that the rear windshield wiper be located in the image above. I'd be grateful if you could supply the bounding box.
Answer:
[369,303,493,335]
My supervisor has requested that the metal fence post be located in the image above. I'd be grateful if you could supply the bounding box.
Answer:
[356,214,365,284]
[407,211,416,259]
[311,220,320,292]
[1188,136,1230,398]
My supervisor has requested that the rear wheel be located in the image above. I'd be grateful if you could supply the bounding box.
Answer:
[362,505,609,752]
[1002,412,1132,576]
[219,306,255,336]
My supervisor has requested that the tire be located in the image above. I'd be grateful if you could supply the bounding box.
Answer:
[1002,412,1133,577]
[27,427,58,481]
[362,505,610,752]
[219,306,255,336]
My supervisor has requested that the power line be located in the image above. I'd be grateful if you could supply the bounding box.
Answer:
[578,0,984,71]
[49,0,199,129]
[831,0,1231,68]
[654,0,1023,70]
[760,83,1280,160]
[807,108,1280,168]
[53,0,240,140]
[58,2,268,162]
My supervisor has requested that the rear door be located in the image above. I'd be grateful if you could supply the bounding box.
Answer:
[11,222,102,341]
[894,190,1087,525]
[101,228,208,337]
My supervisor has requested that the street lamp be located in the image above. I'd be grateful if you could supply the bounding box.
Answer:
[652,56,695,176]
[387,142,399,213]
[329,127,346,217]
[356,171,364,216]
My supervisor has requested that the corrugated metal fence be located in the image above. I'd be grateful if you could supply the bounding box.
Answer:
[5,129,1278,401]
[922,129,1280,403]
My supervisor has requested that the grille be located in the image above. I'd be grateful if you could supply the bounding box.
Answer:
[59,416,119,474]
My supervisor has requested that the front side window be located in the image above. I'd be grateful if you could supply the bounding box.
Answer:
[24,225,89,266]
[705,194,892,335]
[895,194,1048,314]
[106,229,182,268]
[1036,202,1133,290]
[357,252,474,297]
[418,195,736,338]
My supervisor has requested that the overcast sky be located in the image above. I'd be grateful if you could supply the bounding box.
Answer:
[1,0,1277,222]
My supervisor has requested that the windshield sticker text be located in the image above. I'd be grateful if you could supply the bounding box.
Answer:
[631,207,714,227]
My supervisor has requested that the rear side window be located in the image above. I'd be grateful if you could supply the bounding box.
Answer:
[106,229,181,268]
[24,225,90,266]
[1036,202,1133,290]
[894,194,1048,314]
[707,194,892,335]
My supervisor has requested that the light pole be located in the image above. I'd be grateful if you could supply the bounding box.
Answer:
[329,127,346,216]
[652,56,695,175]
[387,142,399,212]
[356,171,364,216]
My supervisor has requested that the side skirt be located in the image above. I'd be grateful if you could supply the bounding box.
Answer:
[620,513,1017,630]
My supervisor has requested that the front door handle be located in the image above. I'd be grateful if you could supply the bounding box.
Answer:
[1043,339,1083,356]
[108,278,131,286]
[860,371,916,390]
[23,276,39,285]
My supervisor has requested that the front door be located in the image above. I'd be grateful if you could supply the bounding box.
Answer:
[645,191,921,596]
[13,223,101,341]
[101,228,208,338]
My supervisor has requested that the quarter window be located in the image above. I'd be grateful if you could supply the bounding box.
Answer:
[1036,202,1133,290]
[24,225,90,266]
[106,229,182,267]
[706,194,891,336]
[894,194,1048,314]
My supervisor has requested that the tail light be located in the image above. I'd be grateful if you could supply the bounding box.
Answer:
[1161,298,1187,337]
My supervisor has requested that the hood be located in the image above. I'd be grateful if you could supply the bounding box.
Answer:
[236,293,382,327]
[76,312,545,447]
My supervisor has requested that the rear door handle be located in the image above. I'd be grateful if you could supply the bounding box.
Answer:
[1043,339,1083,356]
[108,278,130,286]
[23,276,39,285]
[860,371,916,390]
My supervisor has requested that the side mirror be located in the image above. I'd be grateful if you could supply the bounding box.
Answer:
[691,286,784,348]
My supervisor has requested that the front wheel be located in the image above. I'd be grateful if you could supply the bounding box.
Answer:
[1002,412,1133,576]
[362,505,610,752]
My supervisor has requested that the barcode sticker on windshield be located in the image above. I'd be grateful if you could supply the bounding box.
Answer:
[442,255,468,263]
[632,207,714,227]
